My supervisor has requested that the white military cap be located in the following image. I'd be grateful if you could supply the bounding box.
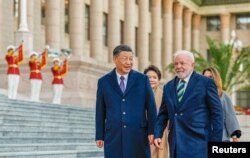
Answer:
[7,45,15,51]
[53,58,60,62]
[29,51,38,57]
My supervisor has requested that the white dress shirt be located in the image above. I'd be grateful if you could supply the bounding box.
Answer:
[116,70,129,89]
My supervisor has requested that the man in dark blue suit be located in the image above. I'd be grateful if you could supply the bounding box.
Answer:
[154,50,223,158]
[95,44,157,158]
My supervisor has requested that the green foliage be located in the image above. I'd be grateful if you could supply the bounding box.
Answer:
[191,0,203,5]
[166,36,250,93]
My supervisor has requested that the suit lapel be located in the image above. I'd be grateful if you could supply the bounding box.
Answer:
[178,71,199,108]
[123,70,138,96]
[108,69,124,96]
[173,77,179,109]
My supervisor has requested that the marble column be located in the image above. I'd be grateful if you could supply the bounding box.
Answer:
[90,0,103,60]
[27,0,34,33]
[15,0,32,53]
[28,0,41,51]
[124,0,135,52]
[19,0,29,31]
[162,0,173,80]
[69,0,84,56]
[60,0,65,48]
[0,0,3,51]
[138,0,149,71]
[108,0,120,62]
[45,0,61,49]
[173,3,183,52]
[151,0,162,70]
[183,9,192,51]
[220,13,231,43]
[192,14,200,51]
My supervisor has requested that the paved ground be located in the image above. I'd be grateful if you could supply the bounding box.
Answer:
[240,127,250,141]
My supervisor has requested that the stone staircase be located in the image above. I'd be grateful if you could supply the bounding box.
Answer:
[0,94,103,158]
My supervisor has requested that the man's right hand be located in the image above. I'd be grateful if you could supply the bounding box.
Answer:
[96,140,104,148]
[154,138,163,149]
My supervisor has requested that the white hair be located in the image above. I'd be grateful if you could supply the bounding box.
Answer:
[174,50,195,62]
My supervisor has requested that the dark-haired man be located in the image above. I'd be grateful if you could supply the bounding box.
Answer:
[95,44,157,158]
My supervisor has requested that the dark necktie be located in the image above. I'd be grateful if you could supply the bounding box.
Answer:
[177,80,186,102]
[120,76,125,93]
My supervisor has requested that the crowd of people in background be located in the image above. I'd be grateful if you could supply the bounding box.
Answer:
[5,44,68,104]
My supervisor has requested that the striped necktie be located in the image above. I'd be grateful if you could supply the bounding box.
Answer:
[177,80,186,102]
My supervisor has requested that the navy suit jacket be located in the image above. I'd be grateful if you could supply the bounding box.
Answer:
[154,71,223,158]
[96,69,157,158]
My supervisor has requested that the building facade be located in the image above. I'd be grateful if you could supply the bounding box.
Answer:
[0,0,250,107]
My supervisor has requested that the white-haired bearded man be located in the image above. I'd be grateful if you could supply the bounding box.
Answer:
[154,50,223,158]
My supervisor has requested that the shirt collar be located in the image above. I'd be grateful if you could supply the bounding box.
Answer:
[115,70,129,82]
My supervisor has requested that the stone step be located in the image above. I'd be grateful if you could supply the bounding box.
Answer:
[0,98,95,112]
[0,103,95,116]
[0,150,78,158]
[0,150,104,158]
[1,123,94,132]
[0,94,103,157]
[0,130,93,138]
[0,113,94,124]
[0,106,94,118]
[0,111,94,122]
[0,143,98,152]
[0,124,94,133]
[0,150,103,158]
[0,136,94,144]
[77,150,104,158]
[1,118,95,127]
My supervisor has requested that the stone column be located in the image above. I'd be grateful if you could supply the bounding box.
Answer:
[220,13,231,43]
[138,0,149,71]
[108,0,120,62]
[162,0,173,80]
[28,0,42,51]
[15,0,33,53]
[0,0,2,51]
[69,0,84,56]
[124,0,135,52]
[173,3,183,52]
[90,0,103,60]
[45,0,61,49]
[19,0,29,31]
[151,0,162,70]
[183,9,192,51]
[27,0,34,33]
[192,14,200,51]
[60,0,65,48]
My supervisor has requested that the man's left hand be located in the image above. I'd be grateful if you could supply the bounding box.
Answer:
[148,134,154,145]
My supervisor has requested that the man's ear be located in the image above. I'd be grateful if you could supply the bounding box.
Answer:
[113,55,117,63]
[192,62,195,68]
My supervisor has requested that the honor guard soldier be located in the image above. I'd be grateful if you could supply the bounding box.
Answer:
[51,58,68,104]
[5,44,24,99]
[29,50,47,102]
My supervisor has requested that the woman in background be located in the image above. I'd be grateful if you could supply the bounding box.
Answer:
[144,65,168,158]
[202,66,241,142]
